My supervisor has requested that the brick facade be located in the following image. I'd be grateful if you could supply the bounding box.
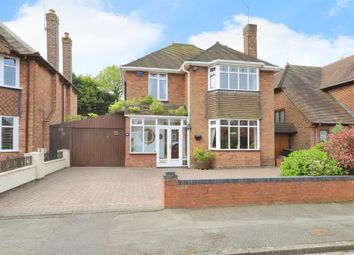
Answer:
[0,54,78,160]
[328,83,354,114]
[164,174,354,208]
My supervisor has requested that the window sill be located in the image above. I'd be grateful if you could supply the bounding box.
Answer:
[208,88,259,93]
[130,152,156,155]
[0,85,22,90]
[209,149,260,152]
[0,150,20,153]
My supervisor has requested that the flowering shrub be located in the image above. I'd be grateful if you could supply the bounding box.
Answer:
[324,126,354,172]
[280,146,346,176]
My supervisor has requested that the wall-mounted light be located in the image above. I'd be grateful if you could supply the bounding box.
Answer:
[192,66,198,71]
[194,134,202,141]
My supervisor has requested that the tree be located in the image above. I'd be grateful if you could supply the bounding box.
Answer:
[73,73,116,115]
[95,65,122,99]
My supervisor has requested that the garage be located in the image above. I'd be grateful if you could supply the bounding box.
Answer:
[50,113,125,166]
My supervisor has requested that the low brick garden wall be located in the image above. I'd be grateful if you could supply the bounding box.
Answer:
[163,172,354,209]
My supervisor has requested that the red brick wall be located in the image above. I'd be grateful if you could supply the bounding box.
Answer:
[274,90,315,149]
[125,71,185,105]
[124,117,156,167]
[164,176,354,208]
[213,151,260,167]
[0,88,19,116]
[328,83,354,114]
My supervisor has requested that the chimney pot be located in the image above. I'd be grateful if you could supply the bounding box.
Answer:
[49,9,56,14]
[243,24,257,58]
[64,32,69,38]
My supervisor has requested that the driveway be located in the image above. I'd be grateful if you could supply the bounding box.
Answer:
[0,166,279,217]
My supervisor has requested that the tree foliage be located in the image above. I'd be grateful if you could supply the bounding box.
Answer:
[95,65,122,98]
[73,73,116,115]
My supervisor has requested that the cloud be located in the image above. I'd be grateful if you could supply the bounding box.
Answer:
[189,14,354,67]
[329,0,354,16]
[4,0,163,75]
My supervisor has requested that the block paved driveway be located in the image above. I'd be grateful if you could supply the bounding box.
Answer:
[0,167,279,217]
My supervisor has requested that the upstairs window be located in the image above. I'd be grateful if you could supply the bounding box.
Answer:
[0,56,19,88]
[208,65,259,91]
[148,73,168,101]
[275,110,285,123]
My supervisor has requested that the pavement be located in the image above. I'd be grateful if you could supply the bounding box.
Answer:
[1,203,354,255]
[0,166,279,217]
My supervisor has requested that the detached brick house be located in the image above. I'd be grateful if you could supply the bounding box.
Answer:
[120,24,279,168]
[274,57,354,160]
[0,10,78,160]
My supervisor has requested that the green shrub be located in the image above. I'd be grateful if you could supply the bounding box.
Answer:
[193,147,213,162]
[140,95,154,105]
[108,100,125,113]
[168,106,188,116]
[280,146,346,176]
[64,113,97,122]
[128,106,141,113]
[330,124,344,135]
[87,113,98,118]
[149,100,164,114]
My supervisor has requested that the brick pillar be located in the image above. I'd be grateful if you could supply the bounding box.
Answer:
[243,24,257,58]
[163,172,178,209]
[46,9,59,69]
[62,32,72,82]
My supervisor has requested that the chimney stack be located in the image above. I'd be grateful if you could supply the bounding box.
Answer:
[62,32,72,81]
[243,24,257,58]
[46,9,59,69]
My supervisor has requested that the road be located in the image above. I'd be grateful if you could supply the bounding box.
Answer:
[1,203,354,254]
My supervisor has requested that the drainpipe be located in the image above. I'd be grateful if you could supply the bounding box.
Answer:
[182,65,191,168]
[25,57,30,153]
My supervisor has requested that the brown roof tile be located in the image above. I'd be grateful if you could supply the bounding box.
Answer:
[276,64,354,124]
[275,123,297,134]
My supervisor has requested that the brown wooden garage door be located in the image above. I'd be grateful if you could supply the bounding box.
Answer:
[50,114,125,167]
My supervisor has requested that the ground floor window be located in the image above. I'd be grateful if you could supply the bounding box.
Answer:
[130,117,187,154]
[209,119,259,150]
[319,130,328,142]
[0,116,19,151]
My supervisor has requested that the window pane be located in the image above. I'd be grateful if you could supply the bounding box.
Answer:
[169,119,181,125]
[144,127,156,152]
[183,127,187,158]
[240,127,248,149]
[220,72,228,89]
[210,120,216,125]
[249,68,257,73]
[229,66,237,72]
[220,120,228,125]
[230,127,238,149]
[210,67,216,72]
[2,117,14,126]
[249,75,257,90]
[320,130,328,142]
[158,119,168,125]
[280,111,285,123]
[131,126,143,152]
[239,74,248,90]
[210,73,216,89]
[171,129,179,159]
[220,66,228,72]
[4,58,16,67]
[4,66,16,87]
[210,127,217,148]
[230,120,238,126]
[239,67,248,73]
[249,120,257,126]
[240,120,248,126]
[159,74,166,79]
[144,119,155,125]
[159,129,167,159]
[249,127,257,149]
[159,80,167,100]
[220,127,229,149]
[132,119,142,125]
[2,127,13,150]
[148,78,158,98]
[149,73,157,78]
[230,73,238,89]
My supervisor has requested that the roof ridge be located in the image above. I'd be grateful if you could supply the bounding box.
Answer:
[323,54,354,68]
[0,22,36,54]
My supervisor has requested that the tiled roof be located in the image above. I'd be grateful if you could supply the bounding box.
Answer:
[123,42,276,69]
[321,54,354,89]
[191,42,275,66]
[0,23,37,55]
[276,64,354,124]
[123,43,203,69]
[275,123,297,134]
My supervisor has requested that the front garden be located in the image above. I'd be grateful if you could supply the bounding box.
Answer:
[281,125,354,176]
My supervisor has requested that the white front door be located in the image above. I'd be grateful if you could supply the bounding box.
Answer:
[157,126,182,167]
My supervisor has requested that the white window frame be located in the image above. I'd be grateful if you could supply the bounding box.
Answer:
[208,65,259,92]
[148,73,168,101]
[0,55,20,89]
[0,116,19,152]
[208,119,260,150]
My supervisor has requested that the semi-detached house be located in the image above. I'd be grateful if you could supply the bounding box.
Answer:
[120,24,280,168]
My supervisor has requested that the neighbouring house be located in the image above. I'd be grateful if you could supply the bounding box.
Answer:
[274,57,354,161]
[120,24,279,168]
[0,9,78,160]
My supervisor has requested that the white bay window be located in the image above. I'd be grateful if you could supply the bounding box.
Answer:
[208,65,259,91]
[148,73,168,101]
[209,119,259,150]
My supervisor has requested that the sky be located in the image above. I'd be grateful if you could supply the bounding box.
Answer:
[1,0,354,75]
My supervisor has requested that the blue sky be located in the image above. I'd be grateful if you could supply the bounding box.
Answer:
[1,0,354,74]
